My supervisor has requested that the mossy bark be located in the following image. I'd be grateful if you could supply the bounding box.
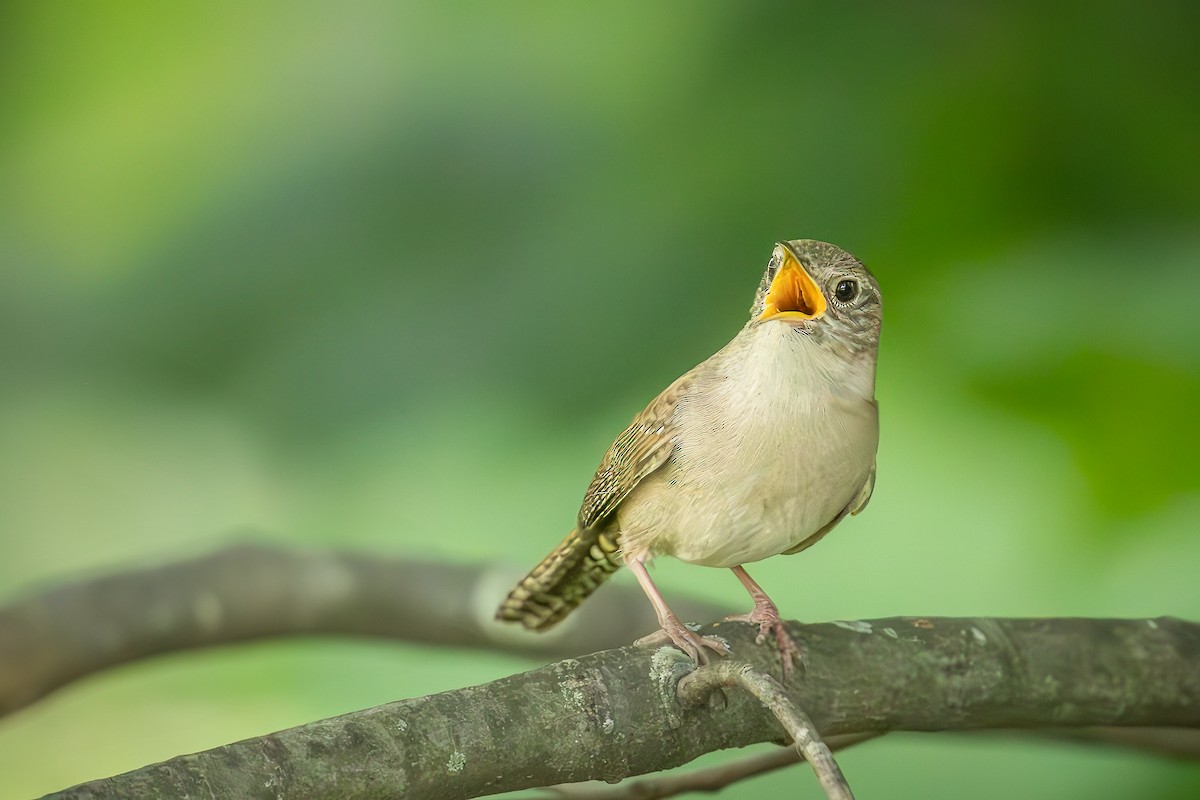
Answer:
[47,616,1200,799]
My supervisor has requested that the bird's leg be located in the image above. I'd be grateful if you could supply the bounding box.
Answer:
[724,565,803,680]
[628,555,730,664]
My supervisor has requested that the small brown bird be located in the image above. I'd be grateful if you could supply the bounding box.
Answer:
[497,240,882,674]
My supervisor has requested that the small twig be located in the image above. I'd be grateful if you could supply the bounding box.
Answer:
[545,733,877,799]
[679,660,856,800]
[545,747,799,799]
[1028,726,1200,760]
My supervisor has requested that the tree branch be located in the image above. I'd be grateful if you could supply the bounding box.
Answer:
[679,660,855,799]
[44,616,1200,799]
[0,542,724,718]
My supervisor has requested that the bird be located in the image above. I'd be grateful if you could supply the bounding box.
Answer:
[496,239,881,677]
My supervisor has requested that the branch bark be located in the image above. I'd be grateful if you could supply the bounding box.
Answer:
[0,542,724,718]
[44,616,1200,800]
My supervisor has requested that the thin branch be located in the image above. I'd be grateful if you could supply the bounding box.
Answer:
[679,661,853,799]
[545,734,877,800]
[0,542,726,718]
[546,747,801,799]
[43,616,1200,799]
[1032,726,1200,759]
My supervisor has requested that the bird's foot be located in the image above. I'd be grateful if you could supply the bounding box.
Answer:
[635,619,731,666]
[724,605,804,682]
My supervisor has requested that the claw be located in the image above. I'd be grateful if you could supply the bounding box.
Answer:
[726,565,805,681]
[724,608,804,681]
[635,621,730,664]
[627,554,731,667]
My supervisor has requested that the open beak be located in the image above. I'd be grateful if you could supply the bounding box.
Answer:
[758,245,827,322]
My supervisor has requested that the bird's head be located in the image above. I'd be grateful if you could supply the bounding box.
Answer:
[749,239,882,355]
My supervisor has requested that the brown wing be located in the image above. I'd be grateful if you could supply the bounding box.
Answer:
[576,372,692,530]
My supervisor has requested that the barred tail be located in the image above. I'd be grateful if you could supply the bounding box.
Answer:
[495,528,623,631]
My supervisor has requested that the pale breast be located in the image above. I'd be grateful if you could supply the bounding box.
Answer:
[616,324,879,568]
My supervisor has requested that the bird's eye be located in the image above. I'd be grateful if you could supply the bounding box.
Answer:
[834,279,859,303]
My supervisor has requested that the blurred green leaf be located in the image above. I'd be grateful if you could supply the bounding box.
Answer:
[977,351,1200,523]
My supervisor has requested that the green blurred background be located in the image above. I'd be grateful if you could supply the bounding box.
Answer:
[2,3,1198,797]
